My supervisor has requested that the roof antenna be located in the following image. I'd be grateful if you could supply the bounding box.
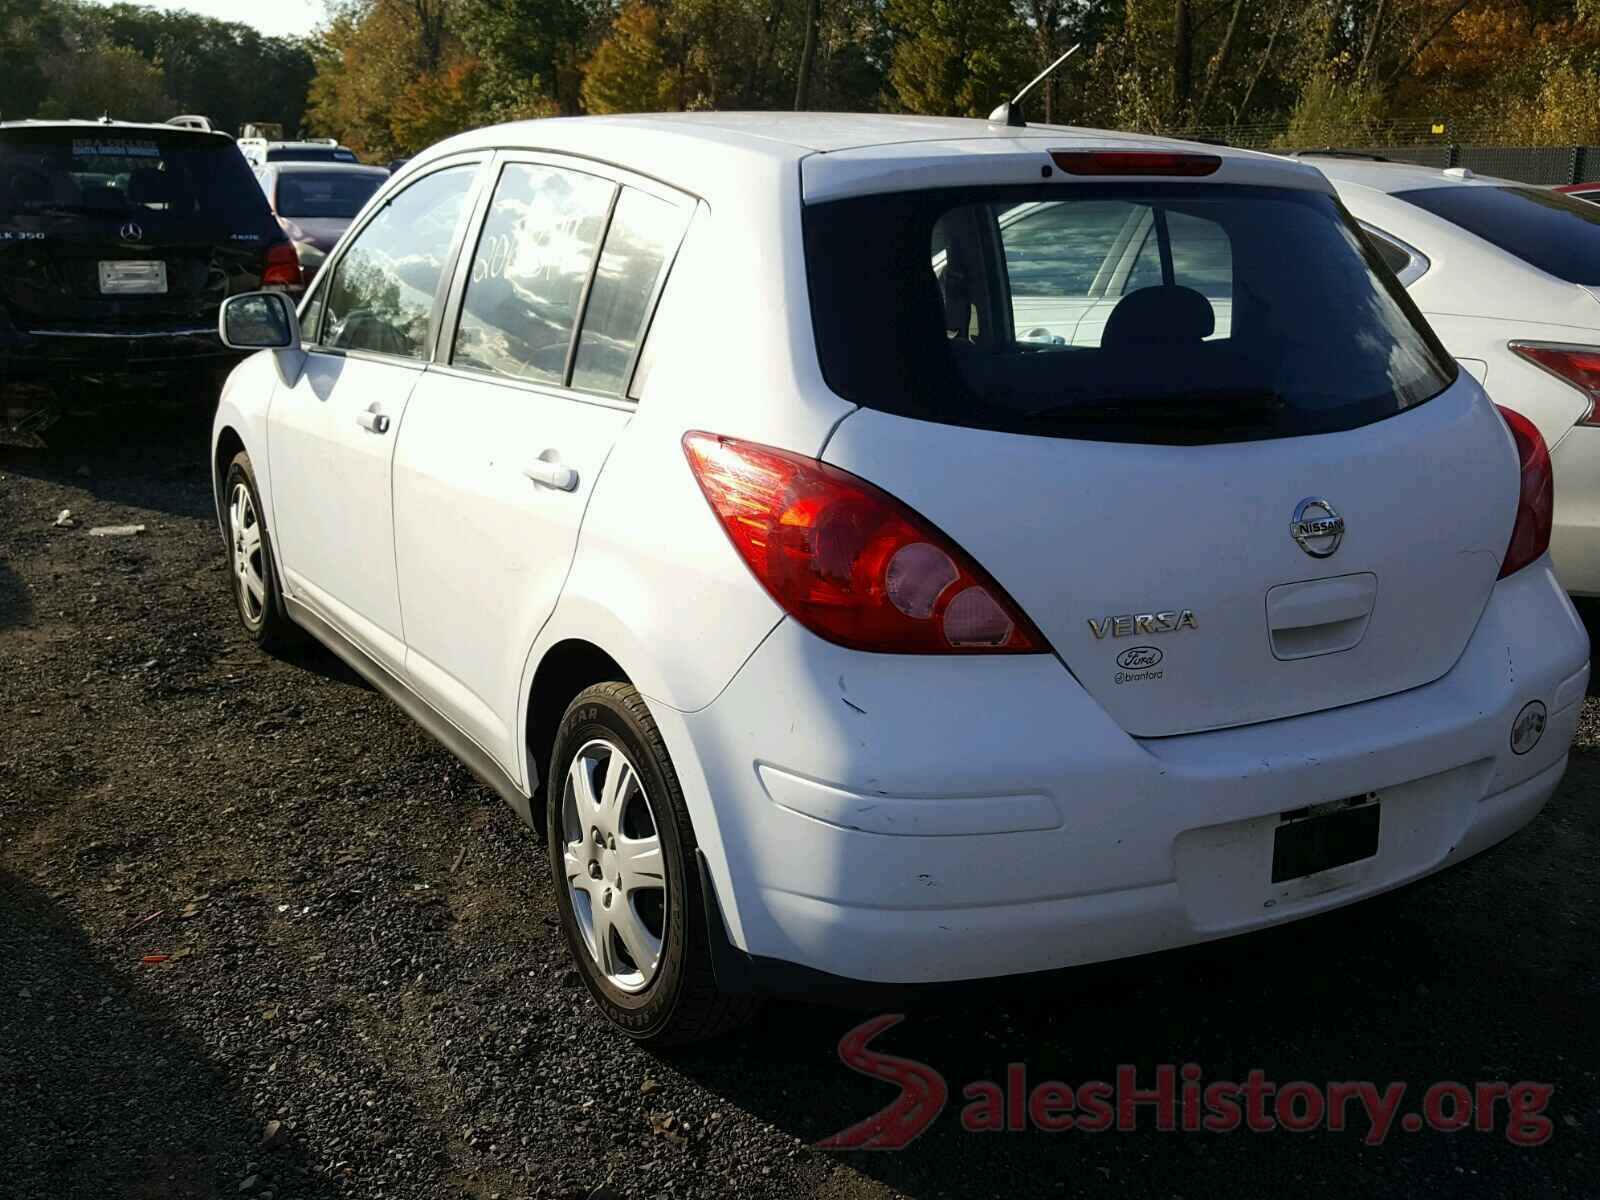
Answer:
[988,43,1081,128]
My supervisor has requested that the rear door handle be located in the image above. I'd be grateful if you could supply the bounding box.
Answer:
[523,460,579,492]
[356,409,390,435]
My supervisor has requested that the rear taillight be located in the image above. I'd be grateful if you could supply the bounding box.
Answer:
[262,239,301,289]
[1509,341,1600,425]
[1049,150,1221,176]
[1496,405,1554,579]
[682,433,1046,654]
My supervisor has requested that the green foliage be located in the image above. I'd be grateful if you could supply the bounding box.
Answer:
[1278,65,1388,146]
[581,2,676,115]
[38,42,171,121]
[1501,61,1600,142]
[885,0,1029,116]
[5,0,315,135]
[458,0,594,114]
[9,0,1600,156]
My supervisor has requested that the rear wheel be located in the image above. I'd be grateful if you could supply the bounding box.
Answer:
[547,682,757,1044]
[223,451,300,652]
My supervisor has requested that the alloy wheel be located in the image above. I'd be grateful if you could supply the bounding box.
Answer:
[561,738,668,993]
[228,481,266,624]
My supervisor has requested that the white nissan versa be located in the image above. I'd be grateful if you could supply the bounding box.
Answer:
[211,113,1588,1044]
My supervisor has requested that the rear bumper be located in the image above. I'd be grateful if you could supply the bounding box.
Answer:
[0,323,240,376]
[657,556,1589,988]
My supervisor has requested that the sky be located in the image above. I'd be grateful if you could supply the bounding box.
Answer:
[85,0,326,39]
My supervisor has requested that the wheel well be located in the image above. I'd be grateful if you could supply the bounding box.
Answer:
[526,640,629,827]
[213,426,245,527]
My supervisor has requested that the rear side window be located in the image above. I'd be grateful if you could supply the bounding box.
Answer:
[321,164,476,359]
[452,163,614,384]
[1365,227,1412,276]
[804,183,1456,445]
[570,189,689,395]
[0,129,274,234]
[1396,185,1600,283]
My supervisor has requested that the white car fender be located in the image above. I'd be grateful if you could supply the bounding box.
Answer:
[211,349,284,542]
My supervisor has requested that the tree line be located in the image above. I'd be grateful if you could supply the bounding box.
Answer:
[2,0,1597,159]
[0,0,315,135]
[306,0,1600,160]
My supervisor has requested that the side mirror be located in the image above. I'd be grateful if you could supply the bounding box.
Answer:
[219,291,300,352]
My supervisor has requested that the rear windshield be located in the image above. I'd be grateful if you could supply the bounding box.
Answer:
[267,147,359,164]
[0,128,273,232]
[803,183,1457,444]
[275,171,385,219]
[1396,185,1600,283]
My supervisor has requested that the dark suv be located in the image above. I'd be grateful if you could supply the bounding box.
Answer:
[0,120,298,427]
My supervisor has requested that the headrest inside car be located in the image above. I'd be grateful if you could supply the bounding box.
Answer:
[1102,285,1215,349]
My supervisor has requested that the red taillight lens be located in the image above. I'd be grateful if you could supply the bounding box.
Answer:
[1509,341,1600,425]
[1049,150,1222,177]
[682,432,1046,654]
[262,239,301,289]
[1496,405,1554,579]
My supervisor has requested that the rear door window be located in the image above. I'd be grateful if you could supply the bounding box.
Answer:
[321,164,477,359]
[804,183,1456,445]
[1396,185,1600,283]
[999,201,1141,297]
[451,163,616,385]
[1121,209,1232,300]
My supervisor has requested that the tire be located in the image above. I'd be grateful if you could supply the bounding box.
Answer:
[222,451,300,653]
[547,682,758,1045]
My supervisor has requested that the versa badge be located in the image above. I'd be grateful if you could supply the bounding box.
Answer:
[1088,610,1199,639]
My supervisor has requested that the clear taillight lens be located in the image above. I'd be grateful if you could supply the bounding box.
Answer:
[682,432,1046,654]
[1496,405,1553,579]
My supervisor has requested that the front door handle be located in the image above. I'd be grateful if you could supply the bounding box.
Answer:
[356,409,390,435]
[523,459,579,492]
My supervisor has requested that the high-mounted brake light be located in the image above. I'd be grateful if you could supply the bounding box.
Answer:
[1049,150,1222,177]
[1495,405,1553,579]
[1509,342,1600,426]
[682,433,1047,654]
[262,239,302,289]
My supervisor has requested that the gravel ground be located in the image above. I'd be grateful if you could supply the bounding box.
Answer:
[2,406,1598,1200]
